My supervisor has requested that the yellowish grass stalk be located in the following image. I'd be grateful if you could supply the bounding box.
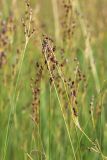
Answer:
[71,0,100,93]
[51,0,60,44]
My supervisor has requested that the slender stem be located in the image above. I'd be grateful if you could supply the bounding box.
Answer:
[2,35,29,160]
[43,49,77,160]
[49,85,51,160]
[51,0,60,44]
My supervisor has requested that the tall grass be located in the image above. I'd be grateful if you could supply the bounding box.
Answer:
[0,0,107,160]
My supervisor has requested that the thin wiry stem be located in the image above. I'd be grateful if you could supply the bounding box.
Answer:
[48,85,51,160]
[2,8,37,156]
[43,47,77,160]
[51,0,60,44]
[2,38,28,160]
[47,46,105,158]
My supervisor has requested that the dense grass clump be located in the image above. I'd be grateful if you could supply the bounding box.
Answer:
[0,0,107,160]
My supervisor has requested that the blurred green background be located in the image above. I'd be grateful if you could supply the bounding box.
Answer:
[0,0,107,160]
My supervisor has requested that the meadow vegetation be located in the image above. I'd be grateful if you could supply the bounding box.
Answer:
[0,0,107,160]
